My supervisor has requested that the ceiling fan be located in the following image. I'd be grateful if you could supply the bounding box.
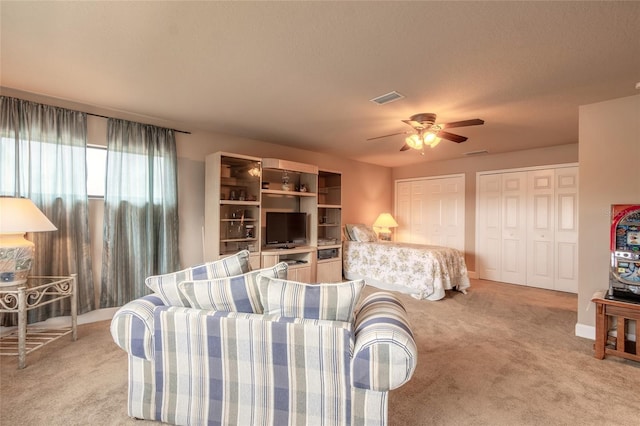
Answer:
[367,113,484,152]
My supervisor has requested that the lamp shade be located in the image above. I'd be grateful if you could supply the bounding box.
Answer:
[373,213,398,241]
[0,197,57,233]
[0,197,57,286]
[373,213,398,231]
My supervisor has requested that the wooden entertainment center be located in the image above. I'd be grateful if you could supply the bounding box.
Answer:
[204,152,342,283]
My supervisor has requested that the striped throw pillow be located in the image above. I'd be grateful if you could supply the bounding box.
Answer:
[145,250,251,306]
[178,262,288,313]
[257,276,365,322]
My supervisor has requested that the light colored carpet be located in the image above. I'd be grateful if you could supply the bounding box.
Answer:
[1,279,639,426]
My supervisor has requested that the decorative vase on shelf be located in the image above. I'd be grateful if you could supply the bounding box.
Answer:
[281,171,291,191]
[228,222,245,239]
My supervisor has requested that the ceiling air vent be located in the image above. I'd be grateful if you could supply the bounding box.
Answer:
[370,91,405,105]
[463,150,489,156]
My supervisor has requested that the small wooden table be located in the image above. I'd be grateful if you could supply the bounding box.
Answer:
[592,291,640,362]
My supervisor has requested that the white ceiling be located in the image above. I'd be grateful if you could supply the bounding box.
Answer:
[1,1,639,168]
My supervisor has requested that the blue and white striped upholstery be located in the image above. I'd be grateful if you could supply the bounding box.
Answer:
[178,262,288,313]
[153,307,353,425]
[111,287,416,425]
[110,294,164,359]
[352,292,417,391]
[145,250,251,306]
[258,276,365,322]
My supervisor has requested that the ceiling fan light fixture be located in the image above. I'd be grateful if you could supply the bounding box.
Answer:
[369,112,484,152]
[406,134,423,149]
[424,132,437,143]
[429,137,441,148]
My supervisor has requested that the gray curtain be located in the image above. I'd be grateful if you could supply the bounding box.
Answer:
[100,118,179,307]
[0,96,94,324]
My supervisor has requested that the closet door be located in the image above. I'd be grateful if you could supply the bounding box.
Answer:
[554,167,579,293]
[426,177,465,250]
[526,169,555,290]
[395,180,428,244]
[395,181,412,242]
[395,175,465,249]
[476,165,579,293]
[409,180,428,244]
[501,172,528,285]
[477,174,503,281]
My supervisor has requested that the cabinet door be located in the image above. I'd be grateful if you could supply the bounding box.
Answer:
[317,259,342,283]
[290,266,312,283]
[248,254,262,270]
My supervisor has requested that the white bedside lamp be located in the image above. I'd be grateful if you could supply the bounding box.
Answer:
[0,197,57,286]
[373,213,398,241]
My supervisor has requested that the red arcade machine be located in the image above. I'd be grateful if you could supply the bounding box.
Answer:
[608,204,640,302]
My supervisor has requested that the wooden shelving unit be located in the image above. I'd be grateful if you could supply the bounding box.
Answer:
[317,170,342,282]
[205,154,342,283]
[204,152,262,269]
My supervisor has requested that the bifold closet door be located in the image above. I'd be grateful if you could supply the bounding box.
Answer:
[500,172,528,285]
[477,174,502,281]
[553,167,579,293]
[477,166,578,293]
[426,177,465,249]
[395,175,465,251]
[396,180,428,244]
[526,169,555,290]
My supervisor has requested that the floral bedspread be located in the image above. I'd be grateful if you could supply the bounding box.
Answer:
[342,240,470,300]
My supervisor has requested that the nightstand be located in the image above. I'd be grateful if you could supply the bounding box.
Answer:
[592,291,640,362]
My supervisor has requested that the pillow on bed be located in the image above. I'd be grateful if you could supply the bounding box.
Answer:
[257,275,365,322]
[146,250,251,306]
[178,262,288,313]
[344,224,356,241]
[350,224,378,242]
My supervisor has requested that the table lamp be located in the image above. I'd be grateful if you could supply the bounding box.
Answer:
[373,213,398,241]
[0,197,57,286]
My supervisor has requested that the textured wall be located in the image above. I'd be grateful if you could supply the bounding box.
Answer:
[577,94,640,332]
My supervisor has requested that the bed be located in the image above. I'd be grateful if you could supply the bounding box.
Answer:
[342,224,470,301]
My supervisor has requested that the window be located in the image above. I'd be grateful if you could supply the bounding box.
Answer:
[1,136,89,197]
[87,144,169,203]
[87,145,107,198]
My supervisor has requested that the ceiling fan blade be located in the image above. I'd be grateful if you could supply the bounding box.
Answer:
[441,119,484,129]
[437,130,468,143]
[400,143,411,151]
[366,131,409,141]
[401,119,424,129]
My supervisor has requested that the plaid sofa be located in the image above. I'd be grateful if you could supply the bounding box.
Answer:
[111,291,417,425]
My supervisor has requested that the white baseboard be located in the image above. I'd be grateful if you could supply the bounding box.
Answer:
[467,270,478,279]
[575,323,595,340]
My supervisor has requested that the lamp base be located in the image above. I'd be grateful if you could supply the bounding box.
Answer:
[378,232,392,241]
[0,233,34,286]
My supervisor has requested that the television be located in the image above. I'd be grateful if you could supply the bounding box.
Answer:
[265,212,307,248]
